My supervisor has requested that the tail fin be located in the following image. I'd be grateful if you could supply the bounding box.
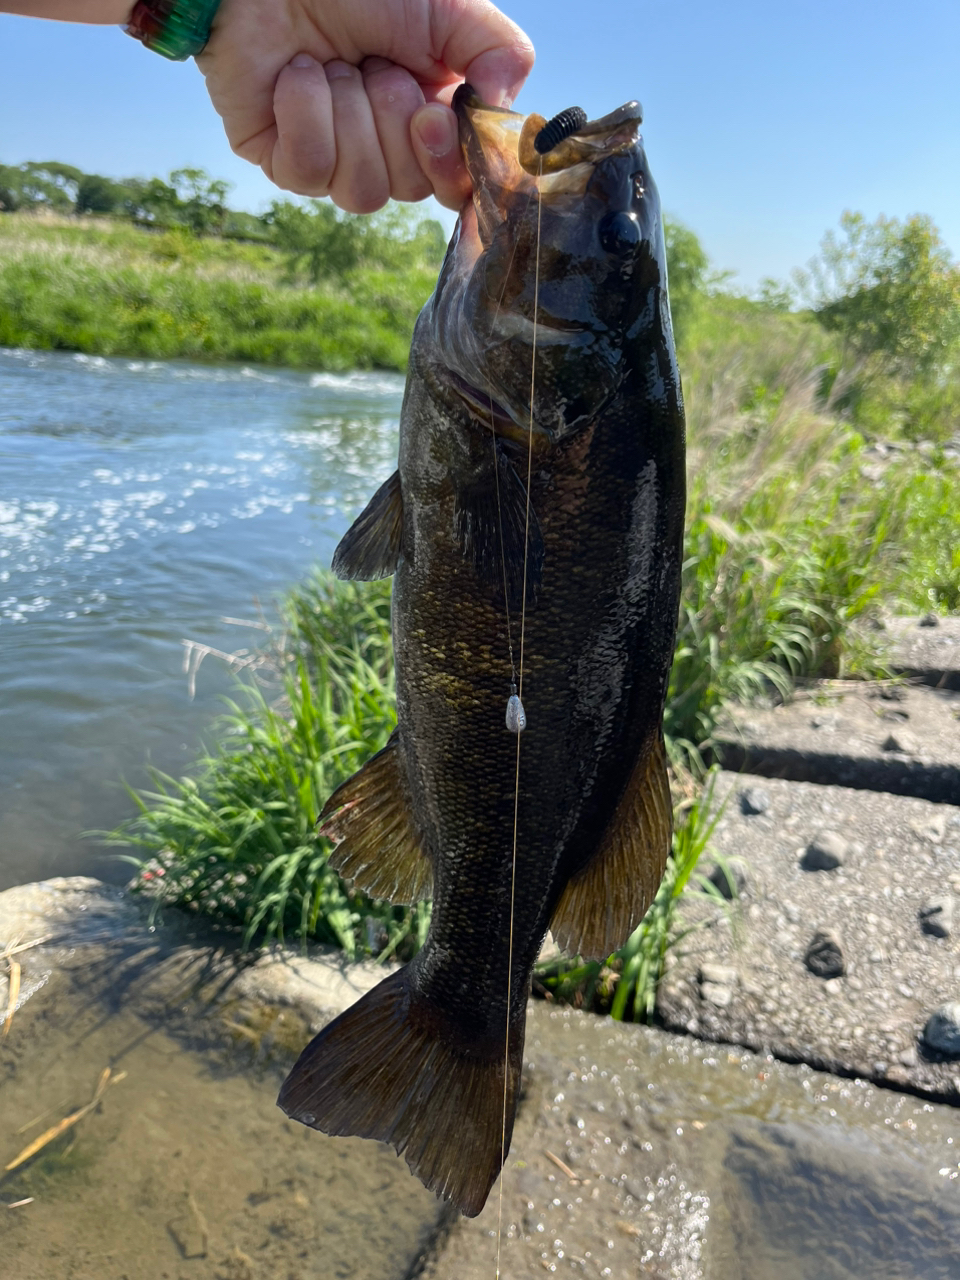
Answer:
[277,966,524,1218]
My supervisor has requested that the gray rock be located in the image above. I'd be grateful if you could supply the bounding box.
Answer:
[802,831,849,871]
[922,1002,960,1057]
[882,729,920,755]
[701,982,734,1008]
[701,963,738,987]
[704,858,748,900]
[911,812,947,844]
[919,895,954,939]
[740,786,772,816]
[918,612,940,627]
[805,929,845,979]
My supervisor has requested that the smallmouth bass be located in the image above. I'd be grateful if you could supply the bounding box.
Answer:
[278,88,686,1218]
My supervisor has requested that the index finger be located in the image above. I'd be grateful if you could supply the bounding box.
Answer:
[427,1,534,106]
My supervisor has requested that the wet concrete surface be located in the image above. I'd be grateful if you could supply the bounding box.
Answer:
[0,880,446,1280]
[423,1003,960,1280]
[3,880,960,1279]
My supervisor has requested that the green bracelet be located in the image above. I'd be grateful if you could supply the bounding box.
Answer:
[124,0,221,61]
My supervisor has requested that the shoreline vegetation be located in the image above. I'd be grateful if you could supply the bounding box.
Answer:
[8,160,958,1018]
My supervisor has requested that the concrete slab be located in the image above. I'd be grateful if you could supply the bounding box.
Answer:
[885,614,960,689]
[421,1003,960,1280]
[657,772,960,1099]
[712,681,960,804]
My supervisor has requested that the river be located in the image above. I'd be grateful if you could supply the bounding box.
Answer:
[0,346,403,890]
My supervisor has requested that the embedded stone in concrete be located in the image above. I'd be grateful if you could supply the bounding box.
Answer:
[923,1002,960,1057]
[741,786,772,815]
[919,894,954,939]
[805,929,845,979]
[802,830,849,871]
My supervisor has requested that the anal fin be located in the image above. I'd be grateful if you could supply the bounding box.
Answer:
[550,734,672,961]
[320,730,433,904]
[332,470,403,580]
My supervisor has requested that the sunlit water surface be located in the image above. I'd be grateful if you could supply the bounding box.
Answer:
[0,347,403,889]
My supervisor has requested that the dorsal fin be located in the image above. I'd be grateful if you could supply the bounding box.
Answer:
[549,734,672,960]
[319,731,433,904]
[332,470,404,581]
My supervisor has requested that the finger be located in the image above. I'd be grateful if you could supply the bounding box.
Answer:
[410,103,471,211]
[430,2,534,107]
[325,59,391,214]
[362,57,432,205]
[270,54,336,195]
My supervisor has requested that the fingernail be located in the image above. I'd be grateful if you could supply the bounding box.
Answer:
[324,59,357,82]
[289,53,318,70]
[414,104,457,159]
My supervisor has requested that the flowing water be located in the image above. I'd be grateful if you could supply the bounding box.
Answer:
[0,346,403,890]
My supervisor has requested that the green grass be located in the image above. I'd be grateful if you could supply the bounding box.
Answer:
[106,577,429,960]
[0,214,435,369]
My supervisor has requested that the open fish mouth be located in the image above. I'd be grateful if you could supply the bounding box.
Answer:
[453,87,644,202]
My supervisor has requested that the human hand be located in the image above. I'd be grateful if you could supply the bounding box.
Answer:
[196,0,533,212]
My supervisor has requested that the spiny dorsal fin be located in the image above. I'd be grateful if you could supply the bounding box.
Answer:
[550,734,672,961]
[454,448,543,610]
[332,470,403,580]
[319,731,433,904]
[278,965,524,1217]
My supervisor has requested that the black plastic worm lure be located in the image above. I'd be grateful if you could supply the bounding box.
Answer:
[534,106,588,155]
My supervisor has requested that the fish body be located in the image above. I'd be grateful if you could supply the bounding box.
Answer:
[278,91,686,1217]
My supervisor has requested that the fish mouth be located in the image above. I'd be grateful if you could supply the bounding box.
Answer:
[453,87,644,200]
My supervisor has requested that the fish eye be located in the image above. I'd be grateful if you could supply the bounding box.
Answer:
[600,211,641,254]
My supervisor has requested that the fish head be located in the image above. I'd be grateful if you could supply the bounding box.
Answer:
[425,89,669,442]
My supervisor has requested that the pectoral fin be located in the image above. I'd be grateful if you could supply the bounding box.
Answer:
[319,730,432,904]
[454,449,543,609]
[549,734,672,961]
[332,470,403,580]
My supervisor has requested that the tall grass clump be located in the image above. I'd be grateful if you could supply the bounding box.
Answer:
[665,293,960,765]
[108,576,428,958]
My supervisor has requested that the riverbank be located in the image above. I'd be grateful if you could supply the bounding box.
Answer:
[1,866,958,1278]
[0,213,436,369]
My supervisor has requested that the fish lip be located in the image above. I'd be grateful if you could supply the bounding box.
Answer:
[453,87,644,181]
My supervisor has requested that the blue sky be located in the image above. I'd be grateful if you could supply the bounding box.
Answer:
[1,0,958,290]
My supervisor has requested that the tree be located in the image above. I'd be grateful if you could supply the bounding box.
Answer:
[795,211,960,378]
[264,200,366,282]
[663,217,708,347]
[75,173,128,215]
[169,167,230,236]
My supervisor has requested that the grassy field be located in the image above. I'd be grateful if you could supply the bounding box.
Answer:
[0,213,436,370]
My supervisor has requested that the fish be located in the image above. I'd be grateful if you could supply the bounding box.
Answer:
[277,86,686,1218]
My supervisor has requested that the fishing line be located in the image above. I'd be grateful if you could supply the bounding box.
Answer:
[495,153,543,1280]
[485,182,539,707]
